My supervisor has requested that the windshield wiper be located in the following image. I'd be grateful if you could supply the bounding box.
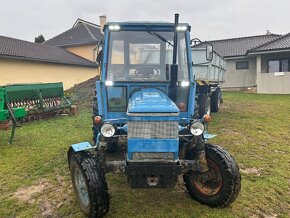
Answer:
[148,31,174,47]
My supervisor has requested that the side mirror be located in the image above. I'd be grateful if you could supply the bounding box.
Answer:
[96,49,103,66]
[206,45,213,62]
[96,41,103,66]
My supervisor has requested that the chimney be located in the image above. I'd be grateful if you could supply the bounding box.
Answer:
[99,15,107,33]
[266,29,271,35]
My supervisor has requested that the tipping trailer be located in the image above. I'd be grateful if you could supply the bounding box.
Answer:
[192,48,226,117]
[67,14,241,217]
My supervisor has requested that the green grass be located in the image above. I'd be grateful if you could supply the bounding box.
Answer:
[0,92,289,217]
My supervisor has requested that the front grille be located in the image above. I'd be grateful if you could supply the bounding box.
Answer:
[132,152,174,160]
[127,121,178,139]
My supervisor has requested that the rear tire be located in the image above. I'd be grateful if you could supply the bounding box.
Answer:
[198,94,211,118]
[211,88,222,112]
[69,151,110,217]
[183,144,241,207]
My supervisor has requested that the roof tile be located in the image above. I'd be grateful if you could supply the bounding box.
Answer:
[250,33,290,52]
[0,35,98,67]
[44,22,103,47]
[194,34,281,58]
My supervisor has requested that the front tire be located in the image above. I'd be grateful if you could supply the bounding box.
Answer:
[183,144,241,207]
[69,151,110,217]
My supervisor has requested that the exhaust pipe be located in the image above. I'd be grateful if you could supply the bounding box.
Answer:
[172,13,179,65]
[169,13,179,102]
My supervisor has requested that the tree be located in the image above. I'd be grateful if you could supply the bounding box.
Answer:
[34,34,45,43]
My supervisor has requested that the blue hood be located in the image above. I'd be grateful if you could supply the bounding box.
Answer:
[127,88,179,113]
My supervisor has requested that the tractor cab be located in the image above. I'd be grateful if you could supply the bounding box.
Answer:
[97,22,194,121]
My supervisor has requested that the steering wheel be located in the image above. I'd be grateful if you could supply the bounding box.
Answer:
[134,66,160,76]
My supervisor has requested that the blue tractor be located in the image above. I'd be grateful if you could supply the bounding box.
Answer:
[67,14,241,217]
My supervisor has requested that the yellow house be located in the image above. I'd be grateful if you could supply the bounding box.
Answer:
[44,17,106,62]
[0,17,106,90]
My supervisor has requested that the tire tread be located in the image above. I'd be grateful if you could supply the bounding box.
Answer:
[183,143,241,208]
[70,151,110,217]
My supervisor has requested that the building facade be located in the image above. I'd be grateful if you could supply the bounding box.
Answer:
[0,17,106,90]
[205,33,290,94]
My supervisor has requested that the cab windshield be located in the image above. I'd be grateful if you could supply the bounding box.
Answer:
[107,31,189,82]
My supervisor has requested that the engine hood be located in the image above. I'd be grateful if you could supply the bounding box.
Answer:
[127,88,179,114]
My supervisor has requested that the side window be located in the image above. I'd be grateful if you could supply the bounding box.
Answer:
[107,87,127,112]
[108,40,125,80]
[236,61,249,70]
[175,87,189,112]
[110,40,124,64]
[178,34,189,81]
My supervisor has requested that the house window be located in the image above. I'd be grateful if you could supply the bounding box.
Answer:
[268,59,289,73]
[236,61,249,70]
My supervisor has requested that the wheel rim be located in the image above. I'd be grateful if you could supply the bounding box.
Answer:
[74,168,90,206]
[192,160,222,196]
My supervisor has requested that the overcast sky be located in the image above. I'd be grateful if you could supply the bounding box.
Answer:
[1,0,289,42]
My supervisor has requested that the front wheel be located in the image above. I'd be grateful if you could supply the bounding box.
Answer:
[69,151,110,217]
[183,144,241,207]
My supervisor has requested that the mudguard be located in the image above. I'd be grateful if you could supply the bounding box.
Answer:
[70,142,94,152]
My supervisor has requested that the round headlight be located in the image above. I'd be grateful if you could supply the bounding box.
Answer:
[190,122,205,136]
[100,123,115,137]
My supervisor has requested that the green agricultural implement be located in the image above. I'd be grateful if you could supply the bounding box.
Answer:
[0,82,72,143]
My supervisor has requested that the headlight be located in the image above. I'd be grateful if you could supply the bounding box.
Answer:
[100,123,115,137]
[190,122,205,136]
[108,25,120,31]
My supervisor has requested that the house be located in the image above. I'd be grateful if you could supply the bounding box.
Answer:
[44,16,105,62]
[0,16,106,90]
[203,33,290,94]
[0,35,98,89]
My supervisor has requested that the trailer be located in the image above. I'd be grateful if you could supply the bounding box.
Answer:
[192,48,226,117]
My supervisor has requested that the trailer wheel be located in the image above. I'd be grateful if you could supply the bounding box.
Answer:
[198,94,211,118]
[211,88,222,112]
[69,150,110,217]
[183,144,241,207]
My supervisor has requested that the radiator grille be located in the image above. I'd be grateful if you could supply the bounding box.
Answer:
[132,152,174,160]
[128,121,178,139]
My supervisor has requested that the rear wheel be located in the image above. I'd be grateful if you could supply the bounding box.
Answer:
[211,88,222,112]
[183,144,241,207]
[69,151,110,217]
[198,94,211,118]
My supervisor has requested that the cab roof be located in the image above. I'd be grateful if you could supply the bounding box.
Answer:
[104,22,191,32]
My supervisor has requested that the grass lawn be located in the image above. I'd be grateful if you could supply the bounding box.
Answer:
[0,92,289,218]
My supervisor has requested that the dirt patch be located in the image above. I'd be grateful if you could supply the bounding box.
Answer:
[66,76,97,109]
[11,174,72,217]
[240,167,263,176]
[12,179,52,204]
[251,212,278,218]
